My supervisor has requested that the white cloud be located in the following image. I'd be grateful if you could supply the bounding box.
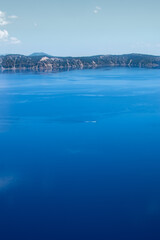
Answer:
[34,22,38,27]
[94,10,98,14]
[10,36,21,44]
[0,11,5,18]
[0,30,21,44]
[8,15,18,19]
[93,6,102,14]
[0,10,20,44]
[96,6,101,10]
[0,11,18,24]
[0,11,9,26]
[0,29,9,41]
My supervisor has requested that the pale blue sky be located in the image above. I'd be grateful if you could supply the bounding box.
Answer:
[0,0,160,56]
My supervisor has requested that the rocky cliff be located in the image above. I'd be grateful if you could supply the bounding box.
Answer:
[0,53,160,71]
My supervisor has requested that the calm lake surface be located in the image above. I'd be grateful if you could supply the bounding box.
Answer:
[0,68,160,240]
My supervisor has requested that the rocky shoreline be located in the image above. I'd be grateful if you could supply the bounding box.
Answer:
[0,53,160,71]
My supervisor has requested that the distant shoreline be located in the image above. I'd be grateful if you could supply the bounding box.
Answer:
[1,53,160,72]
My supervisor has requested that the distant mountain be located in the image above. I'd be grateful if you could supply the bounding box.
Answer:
[29,52,52,57]
[0,53,160,71]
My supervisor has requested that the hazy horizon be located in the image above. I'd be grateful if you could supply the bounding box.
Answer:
[1,52,160,58]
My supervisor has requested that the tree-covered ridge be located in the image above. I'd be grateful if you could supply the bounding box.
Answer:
[0,53,160,71]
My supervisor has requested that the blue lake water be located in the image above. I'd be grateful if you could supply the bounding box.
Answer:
[0,68,160,239]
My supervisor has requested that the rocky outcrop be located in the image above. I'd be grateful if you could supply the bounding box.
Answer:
[0,53,160,71]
